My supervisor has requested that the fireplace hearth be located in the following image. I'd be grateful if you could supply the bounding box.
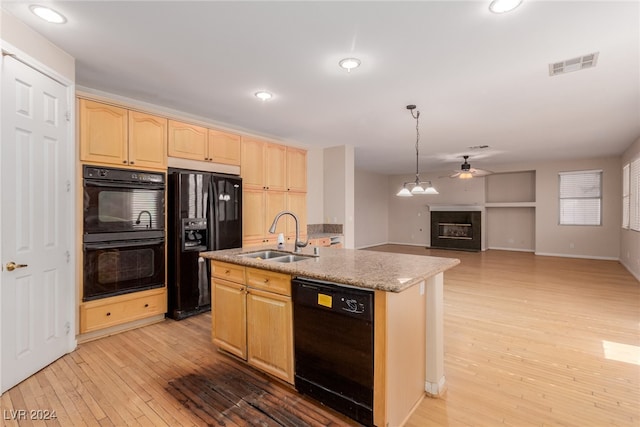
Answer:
[430,211,481,251]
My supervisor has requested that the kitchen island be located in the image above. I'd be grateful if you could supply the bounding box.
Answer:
[200,245,459,427]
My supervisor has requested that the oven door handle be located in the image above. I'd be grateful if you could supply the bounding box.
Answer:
[84,238,165,250]
[84,179,165,191]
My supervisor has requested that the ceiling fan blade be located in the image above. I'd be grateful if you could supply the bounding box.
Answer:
[471,168,493,176]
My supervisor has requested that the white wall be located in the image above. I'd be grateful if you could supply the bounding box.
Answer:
[621,137,640,280]
[531,157,621,260]
[354,169,389,248]
[0,10,75,81]
[323,146,355,248]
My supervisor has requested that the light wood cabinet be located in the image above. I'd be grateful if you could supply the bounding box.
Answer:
[128,111,168,168]
[211,261,294,384]
[247,288,294,383]
[241,138,307,247]
[309,237,331,247]
[79,99,167,169]
[79,288,167,334]
[167,120,208,161]
[241,137,286,190]
[286,147,307,192]
[285,192,307,242]
[242,189,287,246]
[212,278,247,359]
[209,129,241,165]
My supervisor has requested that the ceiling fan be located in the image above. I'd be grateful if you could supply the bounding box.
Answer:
[448,155,493,179]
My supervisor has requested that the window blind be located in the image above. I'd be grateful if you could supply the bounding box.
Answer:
[559,170,602,226]
[622,163,630,229]
[630,159,640,231]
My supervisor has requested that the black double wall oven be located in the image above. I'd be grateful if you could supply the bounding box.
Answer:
[83,165,166,301]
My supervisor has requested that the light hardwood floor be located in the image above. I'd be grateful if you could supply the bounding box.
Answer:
[1,247,638,426]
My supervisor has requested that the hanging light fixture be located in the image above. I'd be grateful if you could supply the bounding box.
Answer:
[396,105,439,197]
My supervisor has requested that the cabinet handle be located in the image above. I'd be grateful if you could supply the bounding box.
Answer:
[144,303,149,308]
[130,161,135,165]
[264,278,269,283]
[225,269,231,274]
[122,160,127,164]
[106,312,111,317]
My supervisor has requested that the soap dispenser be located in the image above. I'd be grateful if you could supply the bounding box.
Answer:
[277,233,285,250]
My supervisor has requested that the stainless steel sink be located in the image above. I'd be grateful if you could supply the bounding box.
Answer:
[238,250,314,263]
[238,250,290,260]
[269,254,313,263]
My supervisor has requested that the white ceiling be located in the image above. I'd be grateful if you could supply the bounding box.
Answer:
[3,1,639,175]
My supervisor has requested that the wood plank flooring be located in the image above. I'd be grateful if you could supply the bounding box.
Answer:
[1,247,638,426]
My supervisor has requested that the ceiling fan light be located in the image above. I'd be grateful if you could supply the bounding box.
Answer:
[459,172,474,179]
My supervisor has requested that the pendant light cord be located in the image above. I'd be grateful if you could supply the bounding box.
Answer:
[411,108,421,181]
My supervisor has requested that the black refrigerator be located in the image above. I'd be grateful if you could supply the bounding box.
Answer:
[167,168,242,320]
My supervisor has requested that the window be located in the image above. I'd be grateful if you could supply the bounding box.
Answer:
[559,170,602,226]
[630,159,640,231]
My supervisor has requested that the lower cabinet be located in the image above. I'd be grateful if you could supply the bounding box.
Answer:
[80,288,167,334]
[211,261,294,384]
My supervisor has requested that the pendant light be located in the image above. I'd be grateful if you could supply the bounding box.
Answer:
[396,105,439,197]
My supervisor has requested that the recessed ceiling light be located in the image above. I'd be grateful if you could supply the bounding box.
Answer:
[254,91,273,101]
[29,5,67,24]
[338,58,361,73]
[488,0,523,14]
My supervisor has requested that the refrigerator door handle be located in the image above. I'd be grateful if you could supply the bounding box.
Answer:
[210,177,221,250]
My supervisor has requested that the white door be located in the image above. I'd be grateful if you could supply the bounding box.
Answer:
[1,53,74,392]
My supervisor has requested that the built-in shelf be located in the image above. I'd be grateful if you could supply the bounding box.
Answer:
[485,171,536,204]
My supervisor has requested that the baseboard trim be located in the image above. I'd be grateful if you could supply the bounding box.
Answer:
[620,259,640,282]
[488,246,535,253]
[535,252,619,261]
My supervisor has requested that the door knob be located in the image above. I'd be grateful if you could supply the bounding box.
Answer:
[5,262,28,271]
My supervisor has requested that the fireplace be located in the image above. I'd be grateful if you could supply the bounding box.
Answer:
[430,211,481,251]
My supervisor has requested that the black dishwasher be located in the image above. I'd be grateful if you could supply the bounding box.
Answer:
[292,277,374,426]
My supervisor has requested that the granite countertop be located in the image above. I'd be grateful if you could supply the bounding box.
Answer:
[200,245,460,292]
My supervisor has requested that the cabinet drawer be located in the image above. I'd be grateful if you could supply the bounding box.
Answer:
[212,261,245,283]
[80,290,167,333]
[246,267,291,296]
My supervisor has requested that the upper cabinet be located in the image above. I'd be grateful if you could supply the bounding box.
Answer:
[286,147,307,192]
[167,120,241,166]
[79,99,167,169]
[241,138,305,192]
[209,129,241,165]
[128,111,168,169]
[242,137,287,191]
[167,120,208,160]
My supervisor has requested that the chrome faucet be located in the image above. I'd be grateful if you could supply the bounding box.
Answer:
[269,210,308,253]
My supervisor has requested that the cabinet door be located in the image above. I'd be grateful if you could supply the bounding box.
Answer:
[241,137,265,189]
[79,99,128,165]
[264,143,287,191]
[247,288,294,384]
[285,192,307,240]
[286,147,307,192]
[167,120,208,161]
[243,189,266,242]
[128,111,167,169]
[265,191,287,236]
[212,279,247,359]
[209,129,241,165]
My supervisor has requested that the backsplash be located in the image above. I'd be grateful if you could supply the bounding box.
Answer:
[307,223,343,235]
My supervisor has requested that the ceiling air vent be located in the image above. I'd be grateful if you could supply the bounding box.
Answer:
[549,52,599,76]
